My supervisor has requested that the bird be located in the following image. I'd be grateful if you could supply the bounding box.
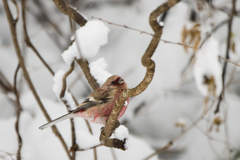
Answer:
[39,75,129,130]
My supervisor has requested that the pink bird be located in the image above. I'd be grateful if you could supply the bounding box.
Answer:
[39,75,129,130]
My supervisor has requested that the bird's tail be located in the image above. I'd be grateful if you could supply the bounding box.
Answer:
[39,112,74,130]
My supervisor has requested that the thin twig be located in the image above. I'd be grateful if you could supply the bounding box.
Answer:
[13,64,22,160]
[184,114,227,144]
[199,19,229,49]
[219,56,240,67]
[110,148,118,160]
[0,150,20,160]
[92,16,194,49]
[223,101,231,160]
[225,58,240,89]
[0,70,14,92]
[10,0,19,24]
[2,1,71,159]
[77,144,103,151]
[144,100,216,160]
[32,0,64,37]
[69,72,83,90]
[22,0,55,76]
[215,0,236,114]
[59,62,78,160]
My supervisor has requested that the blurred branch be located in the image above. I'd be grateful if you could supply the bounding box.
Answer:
[0,150,20,160]
[0,70,13,93]
[92,16,194,49]
[77,144,103,151]
[22,0,55,76]
[32,0,64,36]
[219,56,240,68]
[51,0,99,91]
[59,62,78,160]
[52,0,87,27]
[10,2,22,159]
[144,100,216,160]
[25,7,65,51]
[60,62,75,99]
[99,0,181,150]
[69,72,83,90]
[199,19,229,49]
[10,0,19,24]
[13,64,22,160]
[2,0,71,159]
[215,0,236,114]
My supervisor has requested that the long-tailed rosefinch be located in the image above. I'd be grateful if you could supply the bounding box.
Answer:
[39,75,129,130]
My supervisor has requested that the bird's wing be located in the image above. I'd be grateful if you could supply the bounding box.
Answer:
[73,89,114,113]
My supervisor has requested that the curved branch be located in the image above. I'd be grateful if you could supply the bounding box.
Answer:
[60,62,75,99]
[100,0,181,149]
[13,64,22,160]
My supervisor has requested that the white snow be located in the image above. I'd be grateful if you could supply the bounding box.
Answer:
[159,21,164,27]
[193,37,223,97]
[89,58,113,85]
[124,100,128,106]
[114,125,129,141]
[52,70,77,109]
[109,125,130,150]
[62,46,76,65]
[62,20,109,65]
[76,130,100,149]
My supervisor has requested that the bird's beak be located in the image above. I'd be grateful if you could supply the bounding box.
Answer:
[118,77,124,84]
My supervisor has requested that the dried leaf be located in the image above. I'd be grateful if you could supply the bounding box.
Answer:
[203,75,216,96]
[181,23,201,53]
[231,42,236,53]
[181,25,188,52]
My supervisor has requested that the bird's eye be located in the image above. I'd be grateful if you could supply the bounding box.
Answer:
[111,81,115,85]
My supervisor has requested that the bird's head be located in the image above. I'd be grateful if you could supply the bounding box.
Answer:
[104,75,128,91]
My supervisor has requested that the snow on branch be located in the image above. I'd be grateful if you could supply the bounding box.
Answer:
[193,37,222,97]
[112,125,130,150]
[62,20,109,65]
[89,58,113,85]
[52,70,77,109]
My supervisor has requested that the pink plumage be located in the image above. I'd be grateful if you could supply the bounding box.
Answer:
[39,75,129,130]
[76,98,129,124]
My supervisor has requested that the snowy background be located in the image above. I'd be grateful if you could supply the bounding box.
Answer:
[1,0,240,159]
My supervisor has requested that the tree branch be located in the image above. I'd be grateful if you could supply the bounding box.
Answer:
[2,0,71,159]
[13,64,22,160]
[100,0,181,150]
[52,0,87,27]
[215,0,236,114]
[51,0,99,91]
[21,0,55,76]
